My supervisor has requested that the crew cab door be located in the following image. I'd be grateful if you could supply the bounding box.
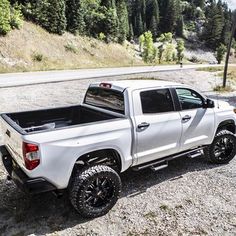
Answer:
[133,88,182,165]
[175,87,215,151]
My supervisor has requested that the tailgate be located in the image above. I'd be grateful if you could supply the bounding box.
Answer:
[0,118,24,167]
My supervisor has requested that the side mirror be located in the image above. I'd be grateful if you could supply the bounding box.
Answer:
[204,99,215,108]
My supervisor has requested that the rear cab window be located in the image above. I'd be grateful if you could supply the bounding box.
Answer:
[84,86,125,114]
[140,89,174,114]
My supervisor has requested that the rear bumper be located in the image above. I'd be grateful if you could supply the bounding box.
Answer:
[0,145,56,194]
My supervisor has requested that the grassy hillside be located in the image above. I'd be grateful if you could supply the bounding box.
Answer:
[0,22,143,73]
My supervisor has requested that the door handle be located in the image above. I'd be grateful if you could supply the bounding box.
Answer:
[182,115,191,122]
[137,122,150,131]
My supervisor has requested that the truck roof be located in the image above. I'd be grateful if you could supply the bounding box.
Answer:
[91,80,183,92]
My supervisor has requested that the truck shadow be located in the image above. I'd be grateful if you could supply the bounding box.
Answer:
[0,156,222,236]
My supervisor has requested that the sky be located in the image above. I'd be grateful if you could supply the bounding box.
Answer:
[224,0,236,10]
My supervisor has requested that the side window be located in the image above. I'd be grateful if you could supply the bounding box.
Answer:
[140,89,174,114]
[176,88,203,110]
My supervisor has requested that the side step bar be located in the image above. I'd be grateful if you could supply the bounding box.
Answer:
[132,147,203,172]
[151,162,168,172]
[188,149,203,159]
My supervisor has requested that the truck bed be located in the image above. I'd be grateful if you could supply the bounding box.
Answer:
[1,105,118,134]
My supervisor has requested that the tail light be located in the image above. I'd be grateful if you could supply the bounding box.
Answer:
[23,142,40,170]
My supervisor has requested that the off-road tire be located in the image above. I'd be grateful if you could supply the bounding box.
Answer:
[204,130,236,164]
[69,165,122,218]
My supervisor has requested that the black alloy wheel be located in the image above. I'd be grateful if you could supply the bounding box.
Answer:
[204,130,236,164]
[69,165,122,218]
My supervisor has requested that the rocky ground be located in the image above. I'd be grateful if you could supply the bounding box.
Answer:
[0,69,236,236]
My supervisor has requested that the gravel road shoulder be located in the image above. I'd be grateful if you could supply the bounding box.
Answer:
[0,69,235,236]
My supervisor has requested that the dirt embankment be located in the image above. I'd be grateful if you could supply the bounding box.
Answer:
[0,22,142,73]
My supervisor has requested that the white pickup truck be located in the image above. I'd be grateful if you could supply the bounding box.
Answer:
[1,80,236,218]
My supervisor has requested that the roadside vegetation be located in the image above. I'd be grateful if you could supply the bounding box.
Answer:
[139,31,185,64]
[218,67,236,82]
[0,0,235,72]
[196,67,224,72]
[0,0,23,35]
[197,66,236,92]
[213,85,233,92]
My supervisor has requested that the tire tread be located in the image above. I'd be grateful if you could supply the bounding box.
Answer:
[204,130,236,164]
[69,165,121,218]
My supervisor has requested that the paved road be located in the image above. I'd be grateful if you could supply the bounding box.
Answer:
[0,64,225,88]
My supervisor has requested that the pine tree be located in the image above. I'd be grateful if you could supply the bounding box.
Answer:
[146,0,159,38]
[176,15,184,37]
[30,0,66,35]
[202,1,225,49]
[100,0,119,40]
[129,23,134,40]
[160,0,179,33]
[141,0,147,31]
[101,0,116,9]
[220,3,232,45]
[116,0,129,43]
[45,0,66,35]
[66,0,85,34]
[183,2,197,21]
[0,0,11,35]
[136,11,143,36]
[194,0,205,9]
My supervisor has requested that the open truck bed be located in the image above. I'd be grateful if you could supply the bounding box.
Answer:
[1,105,118,134]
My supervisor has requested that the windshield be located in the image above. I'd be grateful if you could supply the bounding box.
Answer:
[84,87,125,114]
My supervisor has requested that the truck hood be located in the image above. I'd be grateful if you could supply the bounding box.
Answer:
[212,99,233,110]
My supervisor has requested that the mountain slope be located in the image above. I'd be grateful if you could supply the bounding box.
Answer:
[0,22,143,73]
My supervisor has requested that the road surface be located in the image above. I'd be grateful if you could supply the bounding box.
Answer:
[0,64,225,88]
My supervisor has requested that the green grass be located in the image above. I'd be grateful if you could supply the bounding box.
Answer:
[196,66,224,72]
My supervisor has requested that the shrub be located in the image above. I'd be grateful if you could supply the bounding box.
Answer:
[0,0,11,35]
[32,52,44,62]
[216,44,227,64]
[10,4,23,29]
[64,43,77,53]
[142,31,156,63]
[139,34,145,52]
[176,39,185,63]
[213,85,233,92]
[189,55,200,63]
[98,32,106,41]
[184,21,196,31]
[164,43,175,62]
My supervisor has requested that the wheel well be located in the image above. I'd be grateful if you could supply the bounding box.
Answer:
[217,120,235,134]
[74,149,122,173]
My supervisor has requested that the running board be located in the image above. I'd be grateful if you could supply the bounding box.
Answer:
[150,162,168,172]
[132,147,203,171]
[188,149,203,159]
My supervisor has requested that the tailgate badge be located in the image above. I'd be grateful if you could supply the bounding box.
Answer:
[6,129,11,138]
